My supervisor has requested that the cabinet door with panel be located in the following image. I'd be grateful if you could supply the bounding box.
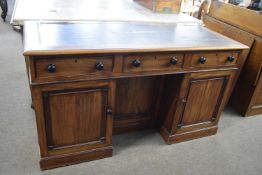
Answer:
[248,70,262,115]
[161,71,236,144]
[177,71,236,131]
[32,80,115,169]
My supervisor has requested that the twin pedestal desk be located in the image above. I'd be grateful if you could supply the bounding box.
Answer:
[23,21,248,170]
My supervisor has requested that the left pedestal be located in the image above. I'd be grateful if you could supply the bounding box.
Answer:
[31,80,115,170]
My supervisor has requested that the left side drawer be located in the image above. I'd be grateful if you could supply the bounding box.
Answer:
[33,55,114,81]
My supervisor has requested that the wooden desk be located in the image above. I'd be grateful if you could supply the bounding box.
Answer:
[23,21,248,170]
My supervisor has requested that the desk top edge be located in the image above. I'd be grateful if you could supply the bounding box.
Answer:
[23,47,249,57]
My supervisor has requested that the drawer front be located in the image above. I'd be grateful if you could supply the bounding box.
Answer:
[123,54,184,73]
[35,56,114,79]
[190,52,239,68]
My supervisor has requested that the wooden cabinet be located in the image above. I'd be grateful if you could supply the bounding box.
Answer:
[249,73,262,114]
[160,71,236,144]
[32,80,115,169]
[134,0,182,13]
[203,1,262,116]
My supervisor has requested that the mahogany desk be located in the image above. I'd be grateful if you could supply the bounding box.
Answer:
[23,21,248,170]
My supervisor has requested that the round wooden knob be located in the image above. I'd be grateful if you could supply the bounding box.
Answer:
[95,62,104,71]
[132,59,141,67]
[107,108,113,115]
[227,56,235,62]
[199,56,206,64]
[170,57,178,65]
[47,64,56,73]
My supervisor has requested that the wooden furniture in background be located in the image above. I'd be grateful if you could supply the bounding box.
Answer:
[203,1,262,116]
[23,21,247,169]
[196,0,210,19]
[134,0,182,13]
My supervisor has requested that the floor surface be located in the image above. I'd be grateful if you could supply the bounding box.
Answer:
[0,1,262,175]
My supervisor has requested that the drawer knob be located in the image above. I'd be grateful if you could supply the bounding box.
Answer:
[170,57,178,65]
[47,64,56,73]
[199,56,206,64]
[132,59,141,67]
[107,108,113,115]
[95,62,104,71]
[227,56,235,62]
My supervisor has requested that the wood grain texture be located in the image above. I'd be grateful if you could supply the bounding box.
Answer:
[40,146,113,170]
[156,74,186,132]
[249,61,262,112]
[44,88,108,149]
[23,21,248,56]
[160,70,236,143]
[161,126,218,144]
[123,53,184,73]
[114,76,161,133]
[245,40,262,116]
[190,52,238,68]
[35,55,114,79]
[208,1,262,37]
[203,2,262,116]
[181,76,226,125]
[178,71,236,134]
[31,80,115,169]
[28,51,241,85]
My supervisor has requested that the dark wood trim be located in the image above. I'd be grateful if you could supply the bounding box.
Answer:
[40,146,113,170]
[160,126,218,144]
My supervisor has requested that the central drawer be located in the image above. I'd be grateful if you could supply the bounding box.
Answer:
[123,53,184,73]
[34,56,114,80]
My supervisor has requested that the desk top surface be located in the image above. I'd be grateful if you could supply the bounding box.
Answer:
[23,21,248,56]
[12,0,201,25]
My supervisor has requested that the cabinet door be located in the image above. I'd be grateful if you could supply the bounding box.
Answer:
[249,69,262,115]
[33,80,114,156]
[176,71,235,132]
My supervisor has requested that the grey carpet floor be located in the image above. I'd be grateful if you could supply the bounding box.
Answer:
[1,2,262,175]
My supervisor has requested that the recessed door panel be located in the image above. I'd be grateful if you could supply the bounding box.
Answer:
[252,73,262,110]
[181,78,226,125]
[178,72,232,129]
[43,88,108,149]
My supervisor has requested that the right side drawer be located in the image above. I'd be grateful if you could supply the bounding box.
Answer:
[190,51,239,68]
